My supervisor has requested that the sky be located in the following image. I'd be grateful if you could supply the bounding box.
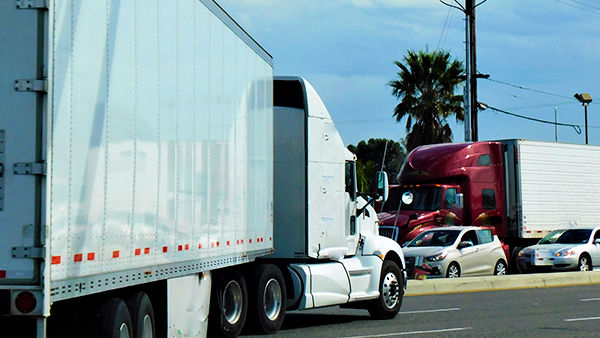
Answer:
[217,0,600,147]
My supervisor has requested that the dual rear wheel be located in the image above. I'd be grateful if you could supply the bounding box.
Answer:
[100,292,155,338]
[209,264,286,337]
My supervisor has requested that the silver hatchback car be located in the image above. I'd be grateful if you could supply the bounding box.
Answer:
[402,226,508,278]
[517,226,600,271]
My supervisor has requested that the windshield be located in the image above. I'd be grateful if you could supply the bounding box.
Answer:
[408,230,461,247]
[382,186,443,212]
[555,229,592,244]
[538,230,566,244]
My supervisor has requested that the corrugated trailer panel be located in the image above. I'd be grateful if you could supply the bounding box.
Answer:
[517,140,600,238]
[47,0,272,300]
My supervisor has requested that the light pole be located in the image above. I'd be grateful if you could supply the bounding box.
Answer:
[574,93,592,144]
[554,106,558,142]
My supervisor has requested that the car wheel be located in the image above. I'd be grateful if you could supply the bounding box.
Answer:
[446,262,460,278]
[494,260,507,276]
[578,254,591,271]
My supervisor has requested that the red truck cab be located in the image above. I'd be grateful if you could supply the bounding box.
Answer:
[378,142,506,245]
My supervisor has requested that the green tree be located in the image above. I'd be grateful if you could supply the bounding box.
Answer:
[389,50,464,152]
[348,138,406,192]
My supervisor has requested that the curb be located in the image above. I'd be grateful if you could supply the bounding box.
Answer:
[405,270,600,296]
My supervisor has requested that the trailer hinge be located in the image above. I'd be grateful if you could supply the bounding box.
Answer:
[13,162,46,176]
[16,0,48,9]
[12,246,46,259]
[14,79,48,92]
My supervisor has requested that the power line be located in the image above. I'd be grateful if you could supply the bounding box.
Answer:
[484,77,572,99]
[553,0,600,15]
[483,104,582,134]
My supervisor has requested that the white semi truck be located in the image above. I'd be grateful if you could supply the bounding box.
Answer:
[0,1,405,337]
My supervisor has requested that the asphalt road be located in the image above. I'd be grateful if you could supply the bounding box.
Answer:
[243,284,600,337]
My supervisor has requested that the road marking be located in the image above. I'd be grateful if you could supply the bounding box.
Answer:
[580,298,600,302]
[343,327,472,338]
[565,316,600,322]
[399,307,460,314]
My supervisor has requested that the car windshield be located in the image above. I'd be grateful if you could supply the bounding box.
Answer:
[538,230,566,244]
[382,186,443,212]
[555,229,592,244]
[407,230,461,247]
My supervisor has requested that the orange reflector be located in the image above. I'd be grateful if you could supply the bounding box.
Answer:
[15,292,36,314]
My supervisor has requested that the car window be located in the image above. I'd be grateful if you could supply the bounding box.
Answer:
[407,230,461,247]
[460,230,479,246]
[594,230,600,241]
[476,229,493,244]
[538,230,566,244]
[555,229,592,244]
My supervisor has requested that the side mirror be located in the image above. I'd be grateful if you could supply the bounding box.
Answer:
[377,171,389,202]
[595,238,600,245]
[457,241,473,249]
[455,193,464,208]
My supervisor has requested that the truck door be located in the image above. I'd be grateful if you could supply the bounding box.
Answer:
[442,187,462,225]
[344,161,359,256]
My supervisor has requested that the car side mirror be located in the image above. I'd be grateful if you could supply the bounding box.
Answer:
[595,238,600,245]
[457,241,472,249]
[455,193,464,208]
[376,171,389,202]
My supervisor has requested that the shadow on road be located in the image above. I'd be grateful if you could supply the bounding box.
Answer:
[281,312,370,330]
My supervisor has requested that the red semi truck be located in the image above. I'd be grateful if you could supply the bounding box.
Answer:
[378,139,600,267]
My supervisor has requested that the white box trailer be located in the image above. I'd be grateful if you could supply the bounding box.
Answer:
[1,0,272,336]
[502,140,600,239]
[1,1,406,337]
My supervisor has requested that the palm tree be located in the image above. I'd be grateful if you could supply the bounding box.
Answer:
[389,50,464,152]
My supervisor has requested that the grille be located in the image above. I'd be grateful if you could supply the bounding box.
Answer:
[378,226,398,241]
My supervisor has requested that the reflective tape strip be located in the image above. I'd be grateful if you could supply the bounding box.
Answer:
[144,248,150,254]
[74,254,83,262]
[51,256,61,265]
[112,251,119,258]
[135,249,141,256]
[87,253,95,261]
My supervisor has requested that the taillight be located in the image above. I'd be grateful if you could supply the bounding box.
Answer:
[15,291,36,314]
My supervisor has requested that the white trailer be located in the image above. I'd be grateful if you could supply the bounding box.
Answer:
[503,139,600,239]
[1,0,272,336]
[0,1,406,337]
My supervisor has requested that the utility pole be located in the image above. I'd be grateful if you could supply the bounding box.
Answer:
[468,0,478,141]
[463,5,471,142]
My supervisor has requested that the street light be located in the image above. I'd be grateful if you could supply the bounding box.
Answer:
[574,93,592,144]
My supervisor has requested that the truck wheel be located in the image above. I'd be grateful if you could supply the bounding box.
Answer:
[100,298,133,338]
[446,262,460,278]
[246,264,287,334]
[209,271,248,337]
[127,292,155,338]
[494,260,507,276]
[368,260,403,320]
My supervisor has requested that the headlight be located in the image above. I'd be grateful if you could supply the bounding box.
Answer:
[555,249,575,257]
[425,252,447,262]
[518,250,524,257]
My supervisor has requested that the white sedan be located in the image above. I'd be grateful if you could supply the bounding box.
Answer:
[403,226,508,278]
[517,226,600,272]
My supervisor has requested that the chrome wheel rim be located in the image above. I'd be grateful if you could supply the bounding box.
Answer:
[263,278,282,321]
[495,262,506,275]
[223,280,243,325]
[142,314,153,338]
[381,272,400,309]
[119,323,130,338]
[448,265,460,278]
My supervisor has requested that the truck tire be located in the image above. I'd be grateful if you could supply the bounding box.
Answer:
[209,270,248,337]
[368,260,403,320]
[99,298,133,338]
[246,264,287,334]
[127,292,155,338]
